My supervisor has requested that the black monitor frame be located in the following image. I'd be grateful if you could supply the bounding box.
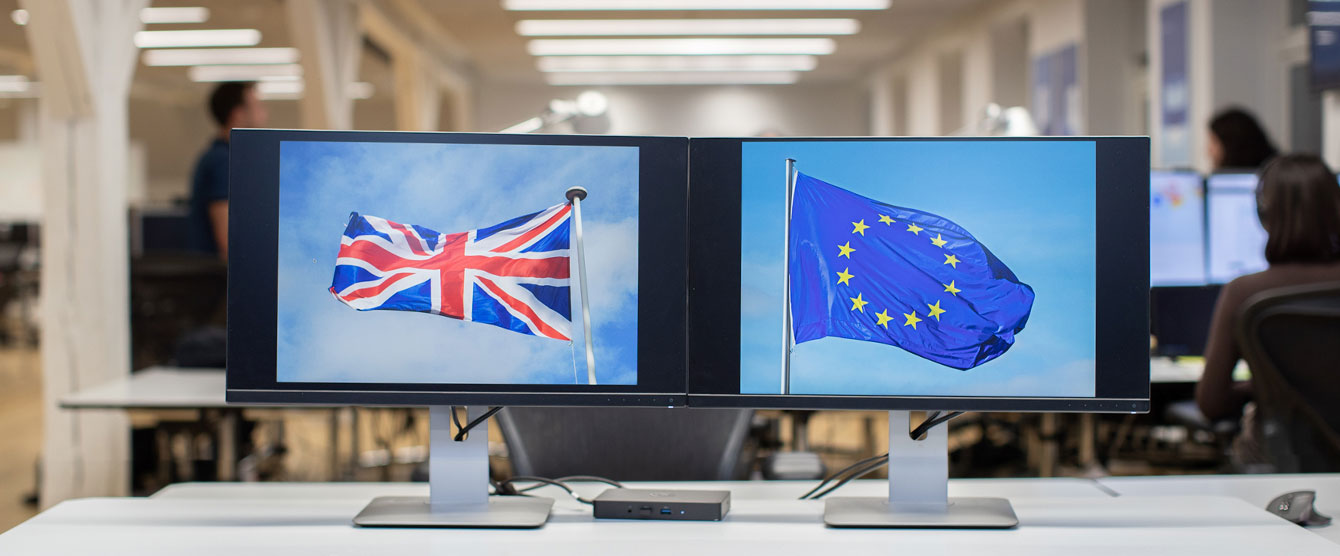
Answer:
[227,130,688,407]
[686,136,1151,413]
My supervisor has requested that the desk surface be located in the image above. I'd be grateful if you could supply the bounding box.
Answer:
[149,478,1112,502]
[4,480,1337,555]
[60,367,227,410]
[1099,473,1340,545]
[58,367,337,410]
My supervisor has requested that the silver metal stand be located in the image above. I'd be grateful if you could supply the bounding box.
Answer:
[354,407,553,528]
[824,411,1018,528]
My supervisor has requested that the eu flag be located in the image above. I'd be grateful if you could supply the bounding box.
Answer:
[788,172,1034,370]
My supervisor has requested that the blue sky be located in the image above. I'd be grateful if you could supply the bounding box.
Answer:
[740,140,1097,397]
[277,140,639,385]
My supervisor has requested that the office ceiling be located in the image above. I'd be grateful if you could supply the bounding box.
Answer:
[0,0,990,101]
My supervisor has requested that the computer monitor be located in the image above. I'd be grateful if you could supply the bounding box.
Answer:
[1149,170,1206,286]
[686,136,1149,527]
[1206,172,1268,283]
[227,130,688,527]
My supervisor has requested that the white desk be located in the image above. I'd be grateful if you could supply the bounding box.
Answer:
[58,367,350,481]
[1098,474,1340,545]
[149,478,1112,502]
[1150,357,1204,384]
[4,480,1337,555]
[59,367,227,410]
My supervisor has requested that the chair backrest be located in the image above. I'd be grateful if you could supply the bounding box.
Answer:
[1235,281,1340,472]
[496,407,753,481]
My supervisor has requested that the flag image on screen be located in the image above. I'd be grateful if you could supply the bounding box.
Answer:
[787,171,1035,371]
[330,203,574,341]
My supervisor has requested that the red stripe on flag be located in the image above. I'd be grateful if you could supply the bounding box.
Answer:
[336,271,420,302]
[476,275,570,341]
[492,204,571,253]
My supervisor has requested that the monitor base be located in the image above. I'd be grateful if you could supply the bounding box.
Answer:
[823,496,1018,528]
[821,411,1019,529]
[354,495,553,528]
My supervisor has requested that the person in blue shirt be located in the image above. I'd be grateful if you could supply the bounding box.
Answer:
[190,81,268,259]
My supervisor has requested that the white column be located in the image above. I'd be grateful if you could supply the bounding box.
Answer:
[21,0,145,507]
[1325,91,1340,169]
[393,50,441,132]
[287,0,361,130]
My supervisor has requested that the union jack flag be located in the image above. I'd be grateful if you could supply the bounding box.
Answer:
[329,204,574,341]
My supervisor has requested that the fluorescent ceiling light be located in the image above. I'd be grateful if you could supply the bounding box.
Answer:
[529,38,835,56]
[134,29,261,48]
[255,81,376,100]
[10,9,27,25]
[505,0,888,10]
[139,7,209,24]
[517,18,859,36]
[189,64,303,82]
[142,47,300,66]
[546,71,798,85]
[538,55,817,72]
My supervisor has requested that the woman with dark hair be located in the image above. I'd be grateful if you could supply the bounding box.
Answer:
[1196,154,1340,457]
[1207,107,1279,171]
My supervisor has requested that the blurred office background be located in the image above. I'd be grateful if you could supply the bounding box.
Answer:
[0,0,1334,533]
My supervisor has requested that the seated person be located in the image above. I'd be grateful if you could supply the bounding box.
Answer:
[1196,154,1340,461]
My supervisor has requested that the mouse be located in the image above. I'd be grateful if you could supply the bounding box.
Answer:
[1267,490,1332,526]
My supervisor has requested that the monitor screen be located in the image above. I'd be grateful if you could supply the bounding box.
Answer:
[687,137,1150,412]
[1206,173,1268,284]
[227,130,688,406]
[1149,170,1206,286]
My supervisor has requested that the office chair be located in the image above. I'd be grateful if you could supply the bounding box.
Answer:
[1236,281,1340,473]
[497,407,754,481]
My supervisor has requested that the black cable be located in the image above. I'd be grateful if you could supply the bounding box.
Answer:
[809,456,890,500]
[909,411,964,441]
[501,476,595,504]
[799,412,967,500]
[517,475,625,492]
[453,407,502,442]
[799,452,889,500]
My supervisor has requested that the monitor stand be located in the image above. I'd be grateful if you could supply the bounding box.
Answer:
[353,406,553,528]
[823,411,1018,528]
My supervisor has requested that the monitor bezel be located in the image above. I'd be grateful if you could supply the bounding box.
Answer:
[227,129,687,407]
[685,136,1151,413]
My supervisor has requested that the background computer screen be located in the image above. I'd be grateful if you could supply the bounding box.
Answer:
[1149,170,1206,286]
[687,137,1150,412]
[227,131,688,406]
[1206,173,1268,284]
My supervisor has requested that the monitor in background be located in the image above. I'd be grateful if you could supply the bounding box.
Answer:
[1150,285,1221,357]
[227,130,689,527]
[1150,170,1206,286]
[1206,173,1268,283]
[687,137,1149,528]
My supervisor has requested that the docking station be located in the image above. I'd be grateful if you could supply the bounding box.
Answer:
[592,489,730,521]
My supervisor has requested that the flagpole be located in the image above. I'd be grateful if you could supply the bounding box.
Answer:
[566,186,597,386]
[782,158,796,395]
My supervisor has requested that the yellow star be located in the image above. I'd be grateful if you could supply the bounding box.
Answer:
[877,214,895,225]
[874,309,894,328]
[943,254,960,268]
[837,242,855,258]
[903,311,922,330]
[849,292,868,313]
[943,280,961,296]
[927,300,946,321]
[930,234,948,248]
[836,267,854,285]
[851,219,869,236]
[906,223,923,235]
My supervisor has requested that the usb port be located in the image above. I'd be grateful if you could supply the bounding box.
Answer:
[660,507,672,515]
